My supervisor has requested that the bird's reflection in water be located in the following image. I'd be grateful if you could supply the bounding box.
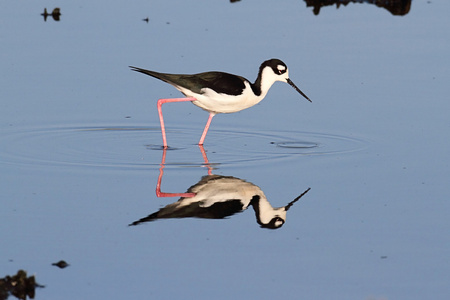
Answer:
[130,146,310,229]
[41,8,61,21]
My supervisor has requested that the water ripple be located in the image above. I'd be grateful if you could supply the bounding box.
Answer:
[0,123,368,171]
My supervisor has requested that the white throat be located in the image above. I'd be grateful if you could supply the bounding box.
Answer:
[259,67,289,97]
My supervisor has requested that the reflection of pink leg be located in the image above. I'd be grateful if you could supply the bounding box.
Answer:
[157,97,196,148]
[156,148,196,198]
[198,145,213,175]
[199,112,215,145]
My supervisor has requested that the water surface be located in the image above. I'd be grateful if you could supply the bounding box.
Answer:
[1,1,450,299]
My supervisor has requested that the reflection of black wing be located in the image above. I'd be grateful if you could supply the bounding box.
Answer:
[129,199,244,226]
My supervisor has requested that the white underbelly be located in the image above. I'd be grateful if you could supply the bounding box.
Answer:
[189,86,265,114]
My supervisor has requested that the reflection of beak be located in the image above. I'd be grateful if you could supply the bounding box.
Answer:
[285,187,311,211]
[287,78,312,103]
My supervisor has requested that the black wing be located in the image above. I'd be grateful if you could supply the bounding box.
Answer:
[130,66,248,96]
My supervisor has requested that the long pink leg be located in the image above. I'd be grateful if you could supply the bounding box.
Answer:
[199,112,215,145]
[198,145,213,175]
[157,97,196,148]
[156,148,196,198]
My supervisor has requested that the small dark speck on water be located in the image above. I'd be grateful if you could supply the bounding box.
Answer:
[52,260,69,268]
[380,256,388,259]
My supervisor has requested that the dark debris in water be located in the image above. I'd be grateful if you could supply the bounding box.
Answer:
[41,8,61,22]
[0,270,44,300]
[52,260,69,269]
[304,0,411,16]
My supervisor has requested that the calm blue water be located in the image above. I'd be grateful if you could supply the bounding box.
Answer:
[1,1,449,299]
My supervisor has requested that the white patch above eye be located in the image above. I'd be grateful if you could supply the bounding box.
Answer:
[277,65,286,71]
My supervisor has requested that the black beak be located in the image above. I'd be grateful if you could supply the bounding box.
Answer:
[287,78,312,103]
[285,187,311,211]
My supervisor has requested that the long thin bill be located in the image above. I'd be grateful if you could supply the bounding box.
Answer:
[287,78,312,102]
[285,187,311,211]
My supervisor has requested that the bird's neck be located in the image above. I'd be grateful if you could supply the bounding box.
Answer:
[251,67,278,98]
[250,195,287,225]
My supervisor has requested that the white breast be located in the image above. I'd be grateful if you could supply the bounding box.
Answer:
[188,81,267,114]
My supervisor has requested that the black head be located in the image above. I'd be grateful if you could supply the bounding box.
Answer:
[259,59,312,102]
[261,59,289,76]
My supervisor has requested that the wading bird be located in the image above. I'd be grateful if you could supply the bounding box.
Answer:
[130,59,311,147]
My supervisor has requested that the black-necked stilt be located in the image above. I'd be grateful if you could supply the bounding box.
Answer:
[130,147,311,229]
[130,174,311,229]
[130,59,311,147]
